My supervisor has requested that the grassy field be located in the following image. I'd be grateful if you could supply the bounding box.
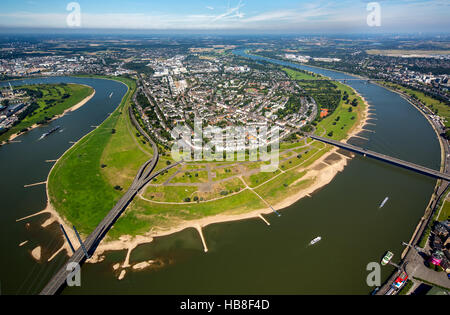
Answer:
[48,76,145,235]
[48,69,363,240]
[380,81,450,127]
[109,189,266,239]
[438,200,450,221]
[283,67,319,80]
[0,83,93,143]
[316,81,366,140]
[283,68,366,140]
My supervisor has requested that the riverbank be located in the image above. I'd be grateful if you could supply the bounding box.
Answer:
[18,71,369,277]
[374,81,446,171]
[1,85,95,146]
[373,81,448,262]
[15,78,130,261]
[85,87,370,275]
[246,50,372,81]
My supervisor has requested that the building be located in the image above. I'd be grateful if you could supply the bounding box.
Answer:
[320,108,329,118]
[6,103,25,117]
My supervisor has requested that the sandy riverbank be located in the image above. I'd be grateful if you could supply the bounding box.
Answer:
[84,89,371,273]
[18,79,370,277]
[1,87,95,145]
[15,87,98,259]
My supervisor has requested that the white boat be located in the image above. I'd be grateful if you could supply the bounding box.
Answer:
[379,197,389,208]
[309,236,321,245]
[109,92,113,98]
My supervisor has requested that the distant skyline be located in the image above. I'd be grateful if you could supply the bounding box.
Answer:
[0,0,449,33]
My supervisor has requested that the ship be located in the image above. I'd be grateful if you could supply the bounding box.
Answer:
[381,251,394,266]
[109,92,113,98]
[379,197,389,208]
[41,126,61,138]
[309,236,321,246]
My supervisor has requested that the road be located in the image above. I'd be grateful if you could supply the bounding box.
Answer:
[39,105,181,295]
[371,94,450,295]
[310,135,450,181]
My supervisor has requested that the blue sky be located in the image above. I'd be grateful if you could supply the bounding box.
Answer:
[0,0,449,32]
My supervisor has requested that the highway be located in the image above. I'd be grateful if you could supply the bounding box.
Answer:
[310,135,450,181]
[39,106,181,295]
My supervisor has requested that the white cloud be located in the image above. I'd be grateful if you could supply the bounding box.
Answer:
[211,0,244,22]
[0,1,448,32]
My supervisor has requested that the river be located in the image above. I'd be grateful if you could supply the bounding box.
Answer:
[0,52,441,294]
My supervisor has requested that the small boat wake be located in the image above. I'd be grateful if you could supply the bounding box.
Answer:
[379,197,389,209]
[38,126,61,141]
[308,236,322,246]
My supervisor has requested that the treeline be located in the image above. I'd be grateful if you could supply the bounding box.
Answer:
[299,80,341,111]
[123,62,155,75]
[136,92,151,108]
[17,101,39,121]
[276,94,303,118]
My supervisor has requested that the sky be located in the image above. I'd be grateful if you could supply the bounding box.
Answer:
[0,0,449,33]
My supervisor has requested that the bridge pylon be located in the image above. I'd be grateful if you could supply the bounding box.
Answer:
[73,225,90,259]
[59,224,75,254]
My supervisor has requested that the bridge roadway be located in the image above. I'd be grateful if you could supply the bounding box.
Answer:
[39,107,181,295]
[310,135,450,182]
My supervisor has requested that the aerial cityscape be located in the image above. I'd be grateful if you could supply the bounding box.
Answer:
[0,0,449,302]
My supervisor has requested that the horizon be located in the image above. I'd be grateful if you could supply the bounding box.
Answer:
[0,0,449,34]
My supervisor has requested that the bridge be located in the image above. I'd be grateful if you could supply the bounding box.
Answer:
[310,135,450,181]
[39,106,181,295]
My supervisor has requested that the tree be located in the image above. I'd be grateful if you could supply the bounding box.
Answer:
[445,129,450,140]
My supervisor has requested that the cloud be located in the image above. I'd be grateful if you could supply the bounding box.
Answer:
[0,0,448,32]
[211,0,245,22]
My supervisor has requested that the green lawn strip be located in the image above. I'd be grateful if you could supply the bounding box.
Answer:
[283,67,320,80]
[143,185,199,202]
[283,68,364,141]
[200,177,246,201]
[182,164,207,170]
[280,147,319,170]
[218,177,246,194]
[150,166,179,184]
[418,184,449,248]
[438,200,450,221]
[109,190,266,238]
[213,165,240,181]
[254,169,310,205]
[48,112,123,235]
[316,81,365,140]
[48,76,139,235]
[0,83,93,142]
[171,170,209,184]
[398,280,414,295]
[100,107,150,190]
[244,169,282,188]
[280,139,307,150]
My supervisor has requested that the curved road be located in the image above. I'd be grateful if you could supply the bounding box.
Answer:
[39,105,181,295]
